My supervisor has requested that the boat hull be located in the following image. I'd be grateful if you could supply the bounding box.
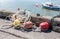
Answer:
[42,4,60,11]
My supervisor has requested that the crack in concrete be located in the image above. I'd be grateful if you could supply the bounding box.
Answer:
[0,30,28,39]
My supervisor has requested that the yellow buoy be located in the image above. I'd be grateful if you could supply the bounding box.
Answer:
[12,18,21,28]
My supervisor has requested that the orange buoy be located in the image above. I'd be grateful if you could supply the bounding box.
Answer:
[23,21,33,29]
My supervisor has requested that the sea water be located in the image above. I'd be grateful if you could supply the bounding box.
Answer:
[0,0,60,16]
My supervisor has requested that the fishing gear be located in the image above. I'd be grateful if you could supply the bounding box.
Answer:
[1,15,13,29]
[51,15,60,32]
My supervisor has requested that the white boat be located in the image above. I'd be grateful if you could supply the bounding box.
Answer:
[42,2,60,11]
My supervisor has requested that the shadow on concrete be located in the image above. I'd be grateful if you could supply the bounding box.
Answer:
[15,27,33,32]
[0,16,10,20]
[42,30,52,33]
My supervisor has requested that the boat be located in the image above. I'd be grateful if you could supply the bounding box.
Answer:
[42,2,60,11]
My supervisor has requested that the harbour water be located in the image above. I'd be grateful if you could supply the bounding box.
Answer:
[0,0,60,16]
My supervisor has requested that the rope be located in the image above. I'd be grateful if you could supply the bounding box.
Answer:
[1,25,13,29]
[51,15,60,26]
[1,15,13,29]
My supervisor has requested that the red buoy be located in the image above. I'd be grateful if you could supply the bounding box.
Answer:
[18,8,20,11]
[35,3,39,8]
[39,22,49,31]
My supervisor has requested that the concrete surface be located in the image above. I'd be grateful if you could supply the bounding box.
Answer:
[0,19,60,39]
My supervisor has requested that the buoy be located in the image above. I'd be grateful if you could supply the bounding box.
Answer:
[18,8,20,11]
[23,21,33,29]
[11,14,18,21]
[12,18,20,28]
[39,22,49,31]
[35,3,39,8]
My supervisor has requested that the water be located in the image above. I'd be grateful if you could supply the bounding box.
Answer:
[0,0,60,17]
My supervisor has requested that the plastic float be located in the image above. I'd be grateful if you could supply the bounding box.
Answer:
[39,22,49,31]
[12,18,21,29]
